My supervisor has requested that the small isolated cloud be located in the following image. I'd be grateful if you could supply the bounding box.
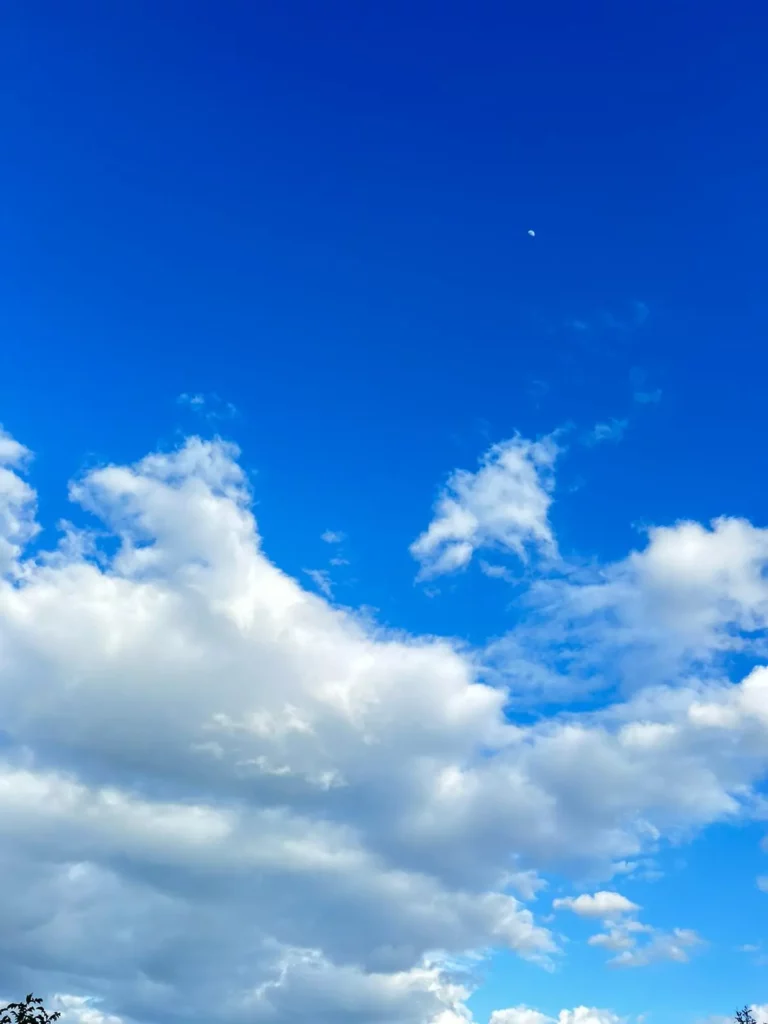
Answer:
[630,368,661,406]
[479,561,515,583]
[634,389,662,405]
[177,392,238,421]
[567,302,648,337]
[178,392,206,409]
[757,875,768,892]
[553,891,640,919]
[410,434,559,580]
[584,419,628,447]
[321,530,345,544]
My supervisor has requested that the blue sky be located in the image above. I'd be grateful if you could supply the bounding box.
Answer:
[3,3,768,1024]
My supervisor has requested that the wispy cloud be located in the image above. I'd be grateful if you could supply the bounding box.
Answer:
[304,567,334,598]
[321,530,345,544]
[634,388,662,405]
[566,302,649,336]
[608,928,702,968]
[177,392,239,420]
[584,418,628,446]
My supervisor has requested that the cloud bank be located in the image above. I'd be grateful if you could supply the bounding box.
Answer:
[0,427,767,1022]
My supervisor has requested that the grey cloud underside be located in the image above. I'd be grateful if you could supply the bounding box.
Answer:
[0,430,767,1022]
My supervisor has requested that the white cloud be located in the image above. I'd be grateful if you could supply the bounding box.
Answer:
[757,876,768,892]
[491,1006,623,1024]
[558,1011,625,1024]
[177,392,206,409]
[553,891,639,919]
[0,431,559,1024]
[0,426,39,576]
[0,428,766,1021]
[608,928,702,968]
[321,530,345,544]
[585,917,698,967]
[479,561,515,582]
[490,516,768,701]
[584,420,628,446]
[410,435,559,579]
[491,1007,553,1024]
[52,994,124,1024]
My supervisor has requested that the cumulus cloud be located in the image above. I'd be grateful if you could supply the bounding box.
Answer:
[0,427,767,1021]
[410,435,559,579]
[0,431,559,1024]
[0,427,39,575]
[553,891,639,918]
[488,515,768,702]
[551,891,697,968]
[491,1007,623,1024]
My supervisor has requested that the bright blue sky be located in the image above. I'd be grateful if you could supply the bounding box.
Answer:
[3,4,768,1024]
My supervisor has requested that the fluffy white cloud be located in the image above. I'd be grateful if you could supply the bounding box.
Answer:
[487,515,768,703]
[491,1007,622,1024]
[551,891,698,968]
[491,1008,552,1024]
[552,892,639,918]
[0,428,767,1022]
[0,428,39,575]
[410,435,558,579]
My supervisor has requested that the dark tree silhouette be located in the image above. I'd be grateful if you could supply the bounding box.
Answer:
[0,995,60,1024]
[736,1007,765,1024]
